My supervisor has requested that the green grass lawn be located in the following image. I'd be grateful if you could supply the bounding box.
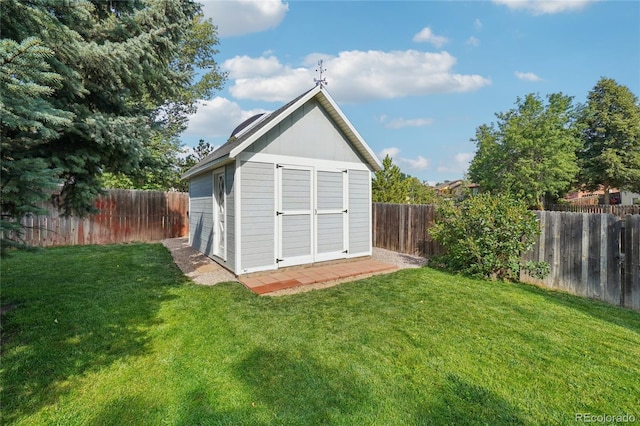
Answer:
[1,244,639,425]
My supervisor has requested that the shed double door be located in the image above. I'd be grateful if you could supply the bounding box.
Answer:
[277,166,347,268]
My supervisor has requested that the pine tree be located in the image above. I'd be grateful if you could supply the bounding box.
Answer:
[372,155,410,203]
[0,37,73,254]
[1,0,225,253]
[577,77,640,204]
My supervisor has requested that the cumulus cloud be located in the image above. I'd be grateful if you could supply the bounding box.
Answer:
[379,147,400,159]
[515,71,542,81]
[183,97,269,139]
[378,147,431,171]
[223,55,284,78]
[436,152,473,173]
[413,27,449,48]
[379,115,434,129]
[201,0,289,37]
[224,50,491,103]
[466,36,480,47]
[493,0,597,15]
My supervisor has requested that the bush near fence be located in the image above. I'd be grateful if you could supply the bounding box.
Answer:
[372,202,640,311]
[13,189,188,247]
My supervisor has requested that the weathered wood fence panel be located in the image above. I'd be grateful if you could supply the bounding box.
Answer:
[520,211,639,310]
[372,203,443,258]
[372,203,640,310]
[550,204,640,218]
[15,189,188,247]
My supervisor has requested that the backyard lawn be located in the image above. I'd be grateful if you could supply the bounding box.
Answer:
[1,244,639,425]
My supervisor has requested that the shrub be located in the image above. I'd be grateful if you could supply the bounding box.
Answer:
[429,193,549,281]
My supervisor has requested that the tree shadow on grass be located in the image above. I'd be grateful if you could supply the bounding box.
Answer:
[174,348,373,425]
[515,281,640,336]
[416,374,526,425]
[0,244,182,424]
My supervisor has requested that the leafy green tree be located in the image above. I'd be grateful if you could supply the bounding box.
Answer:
[1,0,225,219]
[372,155,409,203]
[429,193,548,281]
[577,77,640,204]
[468,93,580,209]
[406,176,439,205]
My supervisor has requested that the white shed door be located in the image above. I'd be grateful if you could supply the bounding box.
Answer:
[277,166,313,267]
[213,170,225,259]
[315,170,347,262]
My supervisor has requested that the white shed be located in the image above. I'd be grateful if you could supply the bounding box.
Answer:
[182,86,382,275]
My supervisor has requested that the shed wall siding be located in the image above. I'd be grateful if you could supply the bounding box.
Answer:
[189,172,213,258]
[247,99,364,163]
[349,170,371,255]
[240,161,275,271]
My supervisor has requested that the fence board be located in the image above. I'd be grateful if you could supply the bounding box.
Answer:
[10,189,188,247]
[624,215,640,310]
[372,203,444,258]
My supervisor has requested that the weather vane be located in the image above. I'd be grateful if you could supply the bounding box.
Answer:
[314,60,328,88]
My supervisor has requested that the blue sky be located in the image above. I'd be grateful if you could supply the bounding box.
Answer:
[183,0,640,184]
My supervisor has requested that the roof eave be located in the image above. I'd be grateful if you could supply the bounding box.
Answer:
[181,154,232,180]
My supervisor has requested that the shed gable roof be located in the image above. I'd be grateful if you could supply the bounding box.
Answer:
[182,86,382,179]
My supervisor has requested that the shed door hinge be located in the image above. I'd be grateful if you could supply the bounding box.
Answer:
[276,211,283,216]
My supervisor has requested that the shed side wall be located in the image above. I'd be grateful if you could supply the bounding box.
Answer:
[189,172,213,258]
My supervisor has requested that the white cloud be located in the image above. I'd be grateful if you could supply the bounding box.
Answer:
[413,27,449,48]
[223,55,284,78]
[515,71,542,81]
[379,147,400,159]
[405,156,430,170]
[378,147,431,171]
[437,152,473,173]
[474,18,483,30]
[380,115,434,129]
[224,50,491,103]
[201,0,289,37]
[183,97,269,139]
[493,0,597,15]
[466,36,480,47]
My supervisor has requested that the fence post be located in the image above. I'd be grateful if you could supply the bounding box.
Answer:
[623,215,640,310]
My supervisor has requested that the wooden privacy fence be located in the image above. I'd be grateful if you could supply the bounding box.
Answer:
[372,203,640,310]
[372,203,443,258]
[521,212,640,311]
[15,189,189,247]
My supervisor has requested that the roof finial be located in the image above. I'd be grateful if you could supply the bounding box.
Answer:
[314,60,328,88]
